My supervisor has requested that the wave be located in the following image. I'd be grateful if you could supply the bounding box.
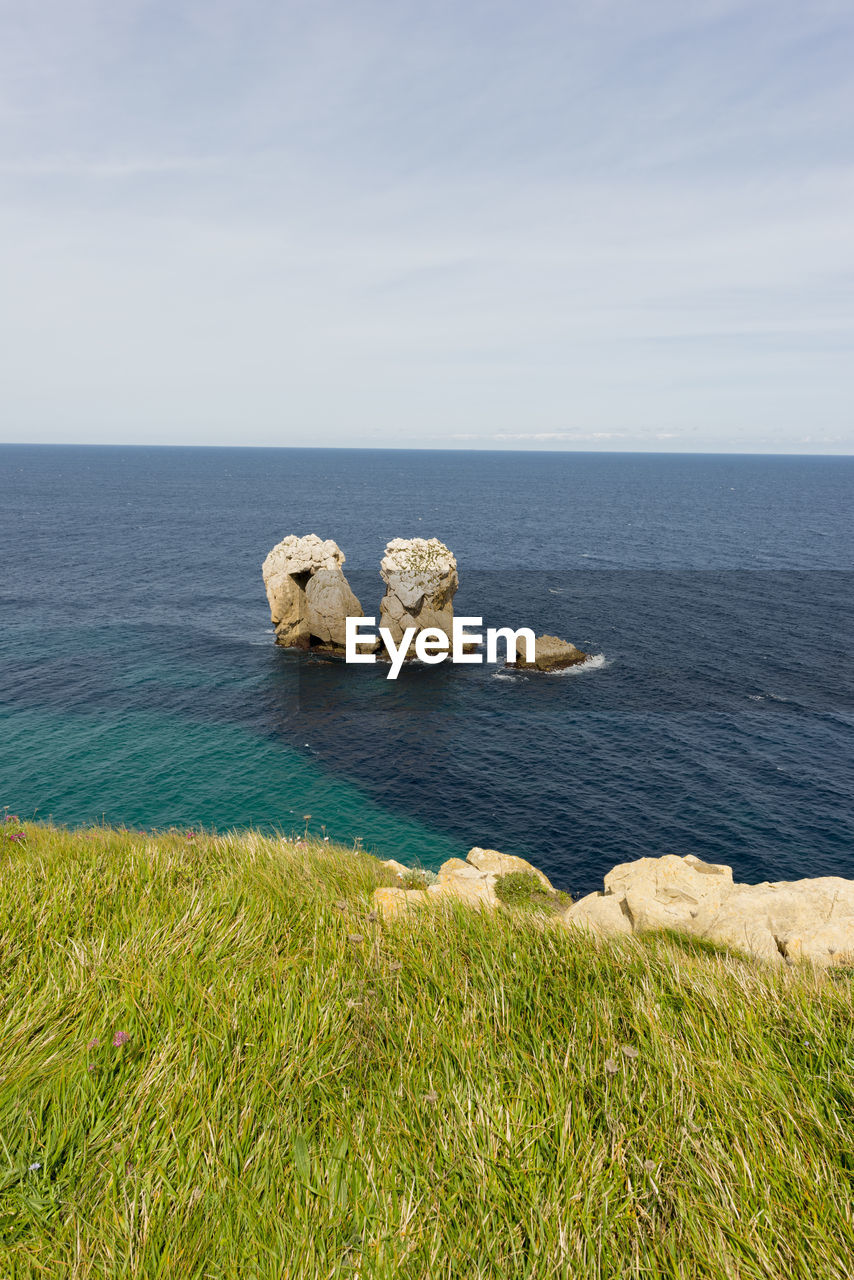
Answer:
[492,653,607,679]
[548,652,608,676]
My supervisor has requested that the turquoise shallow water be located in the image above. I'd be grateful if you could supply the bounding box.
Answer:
[0,704,464,863]
[1,445,852,893]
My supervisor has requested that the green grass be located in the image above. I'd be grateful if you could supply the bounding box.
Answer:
[1,821,853,1278]
[493,869,572,915]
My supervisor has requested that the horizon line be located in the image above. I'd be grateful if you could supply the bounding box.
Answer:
[1,441,852,459]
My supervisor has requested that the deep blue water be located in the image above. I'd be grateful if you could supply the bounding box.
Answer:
[1,445,851,895]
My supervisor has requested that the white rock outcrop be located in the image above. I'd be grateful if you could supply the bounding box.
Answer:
[373,846,555,918]
[374,846,854,967]
[262,534,364,651]
[379,538,458,648]
[563,854,854,966]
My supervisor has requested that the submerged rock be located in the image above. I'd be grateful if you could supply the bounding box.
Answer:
[262,533,364,651]
[510,633,587,671]
[563,853,854,966]
[379,538,458,648]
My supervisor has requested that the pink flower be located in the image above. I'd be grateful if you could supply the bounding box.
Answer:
[112,1031,131,1047]
[87,1038,100,1049]
[9,833,24,842]
[4,814,20,823]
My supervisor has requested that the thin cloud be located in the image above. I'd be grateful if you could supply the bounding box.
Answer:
[490,433,629,443]
[0,155,227,177]
[0,0,851,451]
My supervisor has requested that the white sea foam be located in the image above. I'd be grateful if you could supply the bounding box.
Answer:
[548,652,608,676]
[494,653,608,678]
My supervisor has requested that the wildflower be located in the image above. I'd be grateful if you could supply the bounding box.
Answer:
[87,1038,100,1049]
[112,1031,131,1047]
[644,1159,656,1173]
[28,1161,41,1172]
[423,1091,438,1105]
[9,833,25,842]
[5,814,20,823]
[347,934,364,945]
[87,1064,96,1073]
[621,1045,640,1060]
[604,1058,619,1076]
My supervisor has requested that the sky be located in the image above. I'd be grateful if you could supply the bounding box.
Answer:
[1,0,852,452]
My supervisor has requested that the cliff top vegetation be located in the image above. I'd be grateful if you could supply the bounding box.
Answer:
[1,820,852,1277]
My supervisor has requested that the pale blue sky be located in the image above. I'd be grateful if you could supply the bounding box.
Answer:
[1,0,852,451]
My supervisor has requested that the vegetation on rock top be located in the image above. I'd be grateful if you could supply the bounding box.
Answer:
[493,869,572,915]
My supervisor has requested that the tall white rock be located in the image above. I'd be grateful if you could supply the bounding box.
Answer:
[379,537,458,647]
[262,533,364,650]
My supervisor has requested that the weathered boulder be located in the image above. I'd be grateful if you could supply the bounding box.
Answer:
[563,854,854,966]
[697,879,854,966]
[373,887,428,919]
[604,854,734,934]
[379,538,458,648]
[428,863,498,909]
[510,634,587,671]
[372,846,555,918]
[262,534,364,651]
[467,846,555,891]
[562,891,634,938]
[382,858,411,879]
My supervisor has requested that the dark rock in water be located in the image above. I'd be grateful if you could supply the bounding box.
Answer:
[510,633,587,671]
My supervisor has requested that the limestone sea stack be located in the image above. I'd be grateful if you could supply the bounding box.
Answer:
[379,537,458,647]
[262,533,364,651]
[511,633,587,671]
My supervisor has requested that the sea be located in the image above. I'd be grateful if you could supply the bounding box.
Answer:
[1,445,851,896]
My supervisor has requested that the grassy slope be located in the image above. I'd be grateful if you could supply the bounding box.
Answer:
[0,823,853,1279]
